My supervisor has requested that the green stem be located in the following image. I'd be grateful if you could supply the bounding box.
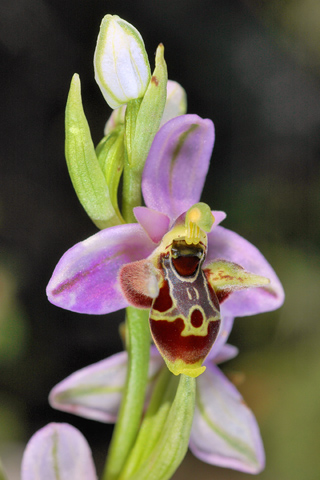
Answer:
[102,307,150,480]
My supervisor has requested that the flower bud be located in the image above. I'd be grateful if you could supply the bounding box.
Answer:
[94,15,151,109]
[104,105,126,136]
[160,80,187,127]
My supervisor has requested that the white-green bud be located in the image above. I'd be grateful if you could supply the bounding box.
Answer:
[94,15,151,109]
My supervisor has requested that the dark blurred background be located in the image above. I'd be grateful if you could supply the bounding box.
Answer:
[0,0,319,478]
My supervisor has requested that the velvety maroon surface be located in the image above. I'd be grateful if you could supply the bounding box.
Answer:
[150,318,220,364]
[172,255,200,276]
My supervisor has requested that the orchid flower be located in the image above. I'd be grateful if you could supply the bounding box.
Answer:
[47,114,284,378]
[49,315,264,474]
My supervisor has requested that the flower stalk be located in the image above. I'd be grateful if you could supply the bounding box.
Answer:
[103,307,151,480]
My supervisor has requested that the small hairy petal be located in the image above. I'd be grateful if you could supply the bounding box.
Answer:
[21,423,97,480]
[46,224,155,314]
[49,348,164,423]
[142,114,214,222]
[211,210,227,228]
[206,226,285,317]
[134,206,170,243]
[190,365,265,474]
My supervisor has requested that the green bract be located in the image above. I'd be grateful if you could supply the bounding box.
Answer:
[96,127,125,223]
[122,44,168,222]
[131,44,168,169]
[65,74,122,229]
[119,371,196,480]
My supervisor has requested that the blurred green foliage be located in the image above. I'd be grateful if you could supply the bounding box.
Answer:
[0,267,27,363]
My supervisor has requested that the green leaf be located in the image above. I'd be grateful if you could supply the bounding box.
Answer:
[65,74,122,229]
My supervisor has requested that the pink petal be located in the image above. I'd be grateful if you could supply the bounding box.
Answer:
[212,210,227,229]
[206,226,285,317]
[50,352,127,423]
[190,364,265,474]
[134,207,170,243]
[49,348,164,423]
[142,114,214,222]
[46,224,155,314]
[21,423,97,480]
[212,343,238,364]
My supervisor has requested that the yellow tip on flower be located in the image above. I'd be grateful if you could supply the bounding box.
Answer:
[167,358,206,378]
[185,203,214,245]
